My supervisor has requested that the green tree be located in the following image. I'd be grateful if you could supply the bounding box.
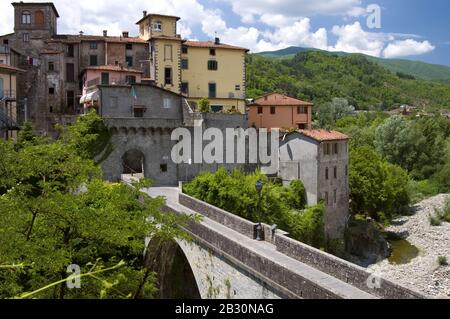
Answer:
[0,113,194,299]
[198,98,211,113]
[314,98,356,129]
[349,146,410,223]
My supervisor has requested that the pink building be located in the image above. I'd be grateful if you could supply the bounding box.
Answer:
[80,65,143,107]
[248,93,313,130]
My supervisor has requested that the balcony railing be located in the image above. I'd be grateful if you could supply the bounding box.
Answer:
[0,45,11,54]
[0,104,18,130]
[185,91,245,100]
[0,90,16,101]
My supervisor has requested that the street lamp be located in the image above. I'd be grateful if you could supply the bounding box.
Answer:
[255,179,264,241]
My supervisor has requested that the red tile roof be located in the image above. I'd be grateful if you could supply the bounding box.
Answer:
[49,35,147,44]
[0,64,25,73]
[298,130,349,142]
[250,93,313,106]
[184,41,248,51]
[82,65,143,74]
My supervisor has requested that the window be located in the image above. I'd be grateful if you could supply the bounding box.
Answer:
[325,167,329,180]
[324,192,329,206]
[23,33,29,42]
[134,109,144,118]
[126,75,136,85]
[48,61,54,71]
[160,164,168,173]
[270,106,276,114]
[49,87,55,95]
[126,43,133,50]
[334,166,337,179]
[67,91,75,109]
[181,82,189,95]
[297,106,307,114]
[334,189,337,204]
[298,123,306,130]
[22,11,31,24]
[235,85,241,91]
[323,143,330,155]
[89,42,97,50]
[66,63,75,82]
[345,165,348,176]
[89,55,98,66]
[333,143,339,155]
[211,105,223,113]
[3,39,8,45]
[126,56,133,67]
[35,11,44,25]
[163,98,173,109]
[210,48,216,56]
[164,45,172,61]
[208,83,216,98]
[181,59,189,70]
[67,44,74,57]
[208,60,218,70]
[101,72,109,85]
[49,106,53,113]
[154,21,162,32]
[257,106,263,114]
[164,67,172,85]
[182,45,188,54]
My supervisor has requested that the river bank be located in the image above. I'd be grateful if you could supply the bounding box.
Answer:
[368,194,450,298]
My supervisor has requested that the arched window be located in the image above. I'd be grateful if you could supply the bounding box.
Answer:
[35,10,44,25]
[22,11,31,24]
[154,21,162,32]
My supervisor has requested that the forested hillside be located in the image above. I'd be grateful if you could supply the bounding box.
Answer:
[247,51,450,110]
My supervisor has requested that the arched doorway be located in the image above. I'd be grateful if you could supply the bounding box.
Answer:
[145,237,201,299]
[122,149,145,176]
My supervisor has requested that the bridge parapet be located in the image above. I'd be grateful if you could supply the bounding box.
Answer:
[178,191,426,299]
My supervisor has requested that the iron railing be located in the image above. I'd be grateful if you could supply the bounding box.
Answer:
[0,90,16,100]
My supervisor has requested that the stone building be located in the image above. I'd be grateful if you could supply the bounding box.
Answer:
[278,129,350,239]
[0,63,24,139]
[0,3,248,135]
[248,92,313,130]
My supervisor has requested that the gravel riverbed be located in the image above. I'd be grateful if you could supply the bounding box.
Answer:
[368,194,450,299]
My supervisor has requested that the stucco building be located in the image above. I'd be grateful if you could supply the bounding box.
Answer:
[278,129,350,239]
[248,93,313,130]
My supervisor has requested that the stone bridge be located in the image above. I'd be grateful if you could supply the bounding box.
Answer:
[131,181,425,300]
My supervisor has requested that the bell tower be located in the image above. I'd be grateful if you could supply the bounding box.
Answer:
[12,2,59,37]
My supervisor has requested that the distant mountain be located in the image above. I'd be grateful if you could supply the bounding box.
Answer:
[258,46,450,84]
[247,50,450,110]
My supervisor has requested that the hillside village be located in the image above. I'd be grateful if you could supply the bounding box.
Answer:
[0,1,449,300]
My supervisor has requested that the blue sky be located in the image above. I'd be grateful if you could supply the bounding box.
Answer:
[0,0,448,66]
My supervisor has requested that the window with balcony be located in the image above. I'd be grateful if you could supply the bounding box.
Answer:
[22,11,31,24]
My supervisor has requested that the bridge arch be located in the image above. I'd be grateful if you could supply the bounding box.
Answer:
[145,237,201,299]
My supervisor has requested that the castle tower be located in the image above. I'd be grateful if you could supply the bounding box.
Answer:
[136,12,182,94]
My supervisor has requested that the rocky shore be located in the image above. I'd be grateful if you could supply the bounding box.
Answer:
[368,194,450,299]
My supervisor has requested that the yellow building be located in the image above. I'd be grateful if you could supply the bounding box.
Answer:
[136,12,248,113]
[0,64,23,139]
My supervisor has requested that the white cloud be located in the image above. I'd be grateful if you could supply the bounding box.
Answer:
[329,22,385,57]
[383,39,435,58]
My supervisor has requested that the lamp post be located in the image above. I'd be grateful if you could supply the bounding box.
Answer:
[255,179,263,241]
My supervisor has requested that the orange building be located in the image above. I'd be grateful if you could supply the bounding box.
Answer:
[248,93,313,130]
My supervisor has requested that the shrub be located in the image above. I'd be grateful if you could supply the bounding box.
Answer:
[429,215,442,226]
[438,256,448,266]
[198,98,211,113]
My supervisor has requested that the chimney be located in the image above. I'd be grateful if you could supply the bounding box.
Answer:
[79,31,84,36]
[143,10,147,17]
[122,31,129,38]
[103,30,108,37]
[215,37,220,45]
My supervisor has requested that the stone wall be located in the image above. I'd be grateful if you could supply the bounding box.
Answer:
[179,191,426,299]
